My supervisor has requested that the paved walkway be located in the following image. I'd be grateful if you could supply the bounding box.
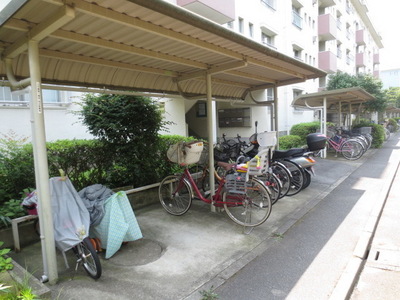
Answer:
[6,132,400,300]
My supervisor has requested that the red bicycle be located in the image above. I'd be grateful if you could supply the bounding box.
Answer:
[158,141,272,227]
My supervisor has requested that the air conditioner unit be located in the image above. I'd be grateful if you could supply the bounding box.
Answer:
[312,36,317,43]
[313,0,317,5]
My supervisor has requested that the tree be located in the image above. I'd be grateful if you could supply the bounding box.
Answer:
[79,94,170,187]
[385,87,400,108]
[327,72,387,112]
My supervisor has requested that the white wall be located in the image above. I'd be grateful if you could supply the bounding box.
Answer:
[158,97,187,136]
[0,103,94,142]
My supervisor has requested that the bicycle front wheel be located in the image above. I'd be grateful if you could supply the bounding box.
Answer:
[159,175,192,215]
[74,237,102,279]
[340,140,364,160]
[223,178,272,227]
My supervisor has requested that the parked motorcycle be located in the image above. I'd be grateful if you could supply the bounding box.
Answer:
[272,133,327,192]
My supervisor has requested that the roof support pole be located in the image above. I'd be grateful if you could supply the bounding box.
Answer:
[339,101,342,127]
[273,85,279,147]
[322,97,327,158]
[206,73,216,212]
[28,40,58,284]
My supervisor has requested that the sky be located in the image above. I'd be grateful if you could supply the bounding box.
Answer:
[366,0,400,71]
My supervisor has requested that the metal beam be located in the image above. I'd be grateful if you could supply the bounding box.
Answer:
[176,60,247,82]
[39,49,179,77]
[3,5,75,58]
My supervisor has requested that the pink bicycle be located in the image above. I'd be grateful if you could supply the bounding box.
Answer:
[327,133,365,160]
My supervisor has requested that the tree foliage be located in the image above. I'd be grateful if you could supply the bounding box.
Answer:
[385,87,400,108]
[327,72,387,112]
[79,94,170,187]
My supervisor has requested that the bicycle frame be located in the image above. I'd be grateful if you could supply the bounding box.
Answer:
[327,135,345,151]
[175,168,243,207]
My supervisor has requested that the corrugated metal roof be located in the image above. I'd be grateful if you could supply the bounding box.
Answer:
[292,87,375,109]
[0,0,326,100]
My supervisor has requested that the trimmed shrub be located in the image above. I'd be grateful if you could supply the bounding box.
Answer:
[289,121,321,143]
[278,135,304,150]
[388,118,399,132]
[353,122,384,148]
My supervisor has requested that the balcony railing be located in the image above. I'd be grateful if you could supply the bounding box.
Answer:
[292,10,302,29]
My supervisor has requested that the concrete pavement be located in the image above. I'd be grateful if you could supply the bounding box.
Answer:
[6,132,400,300]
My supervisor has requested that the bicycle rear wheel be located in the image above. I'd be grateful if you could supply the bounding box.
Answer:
[340,140,364,160]
[258,172,281,205]
[223,177,272,227]
[159,175,192,215]
[271,161,291,199]
[74,237,102,279]
[280,160,305,196]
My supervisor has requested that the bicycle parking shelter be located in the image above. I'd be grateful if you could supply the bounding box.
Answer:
[292,87,375,157]
[0,0,326,283]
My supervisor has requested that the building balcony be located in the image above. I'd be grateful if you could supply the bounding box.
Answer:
[356,29,366,45]
[318,14,337,41]
[177,0,235,24]
[356,52,365,67]
[374,53,380,64]
[318,0,336,8]
[319,51,337,73]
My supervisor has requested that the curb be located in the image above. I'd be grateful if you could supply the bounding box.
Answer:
[9,259,51,299]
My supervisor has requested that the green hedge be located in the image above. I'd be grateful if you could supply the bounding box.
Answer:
[278,135,304,150]
[0,135,198,206]
[289,121,321,144]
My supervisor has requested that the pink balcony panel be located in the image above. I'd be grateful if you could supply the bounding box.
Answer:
[318,14,337,41]
[356,29,366,45]
[177,0,235,24]
[356,52,365,67]
[374,53,380,64]
[374,70,380,78]
[319,51,337,73]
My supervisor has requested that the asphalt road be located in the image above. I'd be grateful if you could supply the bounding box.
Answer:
[214,136,400,300]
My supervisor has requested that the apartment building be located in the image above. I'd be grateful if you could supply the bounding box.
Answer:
[0,0,382,141]
[176,0,383,137]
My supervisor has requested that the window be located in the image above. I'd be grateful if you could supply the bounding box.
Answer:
[0,86,65,106]
[227,21,234,29]
[293,89,303,99]
[249,23,254,38]
[293,89,305,111]
[337,43,342,58]
[238,17,244,34]
[293,44,303,60]
[43,89,60,103]
[261,32,276,48]
[0,86,26,102]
